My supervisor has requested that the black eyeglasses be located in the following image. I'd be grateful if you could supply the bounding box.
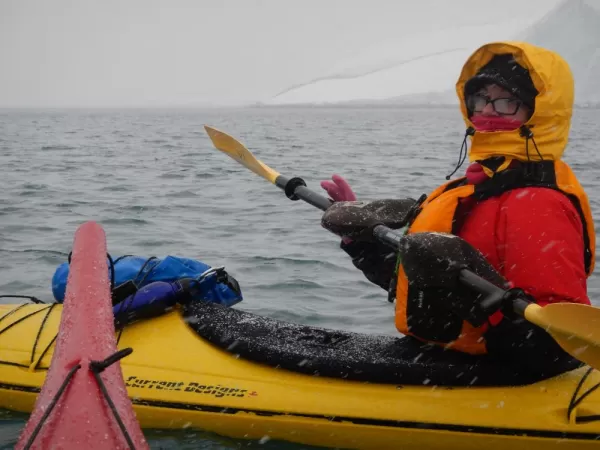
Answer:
[466,94,523,116]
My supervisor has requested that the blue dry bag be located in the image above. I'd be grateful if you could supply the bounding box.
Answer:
[52,255,243,319]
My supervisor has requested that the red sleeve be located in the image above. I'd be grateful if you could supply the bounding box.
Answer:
[496,187,589,306]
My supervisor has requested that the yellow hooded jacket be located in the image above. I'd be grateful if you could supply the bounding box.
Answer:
[394,41,596,354]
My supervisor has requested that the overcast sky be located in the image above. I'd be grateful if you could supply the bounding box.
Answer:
[0,0,589,107]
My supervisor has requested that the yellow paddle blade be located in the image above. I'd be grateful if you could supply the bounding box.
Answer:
[525,303,600,370]
[204,126,280,184]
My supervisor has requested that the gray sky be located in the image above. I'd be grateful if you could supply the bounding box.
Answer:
[0,0,583,107]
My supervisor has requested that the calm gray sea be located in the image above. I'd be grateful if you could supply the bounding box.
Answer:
[1,106,599,448]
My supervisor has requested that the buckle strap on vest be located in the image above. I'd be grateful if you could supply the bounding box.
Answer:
[473,160,556,200]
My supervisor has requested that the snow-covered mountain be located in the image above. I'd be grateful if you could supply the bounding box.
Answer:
[268,0,600,106]
[521,0,600,105]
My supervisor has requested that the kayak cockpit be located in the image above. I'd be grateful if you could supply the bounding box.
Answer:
[183,300,582,387]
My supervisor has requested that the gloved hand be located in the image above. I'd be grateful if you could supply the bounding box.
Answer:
[398,232,510,327]
[320,174,357,202]
[322,199,417,242]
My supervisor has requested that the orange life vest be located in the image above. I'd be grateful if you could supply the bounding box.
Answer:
[394,160,595,354]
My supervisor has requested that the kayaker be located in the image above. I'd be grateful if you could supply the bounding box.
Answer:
[320,41,596,379]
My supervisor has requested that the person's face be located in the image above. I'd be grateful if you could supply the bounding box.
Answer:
[468,84,531,124]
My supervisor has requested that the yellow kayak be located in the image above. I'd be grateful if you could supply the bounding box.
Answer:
[1,301,600,450]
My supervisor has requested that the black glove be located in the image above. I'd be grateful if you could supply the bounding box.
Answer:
[321,198,417,242]
[399,232,509,327]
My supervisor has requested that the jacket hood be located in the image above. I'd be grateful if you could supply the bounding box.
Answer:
[456,41,574,162]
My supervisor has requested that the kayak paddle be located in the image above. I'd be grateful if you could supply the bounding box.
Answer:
[204,125,600,371]
[204,126,331,211]
[203,125,401,246]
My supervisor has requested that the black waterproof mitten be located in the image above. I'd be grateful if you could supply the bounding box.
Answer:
[321,198,417,242]
[399,232,508,327]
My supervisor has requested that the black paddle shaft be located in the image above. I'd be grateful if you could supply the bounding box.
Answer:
[275,175,332,211]
[459,269,530,316]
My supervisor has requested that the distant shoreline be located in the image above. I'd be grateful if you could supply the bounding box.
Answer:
[1,103,598,111]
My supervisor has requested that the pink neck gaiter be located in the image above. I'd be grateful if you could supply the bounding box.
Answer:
[470,115,522,132]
